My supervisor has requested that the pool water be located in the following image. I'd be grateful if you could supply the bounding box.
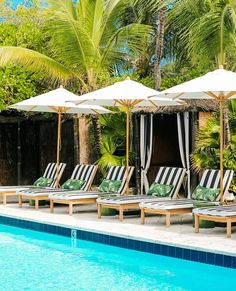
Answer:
[0,225,236,291]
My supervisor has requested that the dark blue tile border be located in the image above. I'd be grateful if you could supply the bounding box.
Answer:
[0,215,235,269]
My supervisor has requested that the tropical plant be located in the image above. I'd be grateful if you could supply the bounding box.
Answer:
[0,0,152,90]
[168,0,236,69]
[192,112,236,191]
[97,108,127,174]
[0,2,50,110]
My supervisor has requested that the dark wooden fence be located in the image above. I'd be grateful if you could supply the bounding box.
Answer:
[0,114,75,186]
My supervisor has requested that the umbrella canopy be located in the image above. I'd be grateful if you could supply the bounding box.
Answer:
[67,79,183,194]
[9,87,111,114]
[150,67,236,203]
[10,87,111,187]
[67,79,181,106]
[150,68,236,100]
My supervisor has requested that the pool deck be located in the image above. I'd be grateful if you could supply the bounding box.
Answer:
[0,202,236,257]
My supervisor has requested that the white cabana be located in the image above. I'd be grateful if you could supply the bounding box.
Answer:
[150,67,236,202]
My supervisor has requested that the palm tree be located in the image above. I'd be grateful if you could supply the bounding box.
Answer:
[169,0,236,147]
[0,0,152,163]
[131,0,167,89]
[169,0,236,69]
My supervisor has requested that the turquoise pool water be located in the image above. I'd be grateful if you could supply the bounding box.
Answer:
[0,225,236,291]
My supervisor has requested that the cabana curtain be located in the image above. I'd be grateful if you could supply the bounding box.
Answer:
[177,112,191,198]
[140,114,153,194]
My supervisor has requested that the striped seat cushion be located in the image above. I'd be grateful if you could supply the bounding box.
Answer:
[139,199,196,210]
[193,205,236,217]
[49,191,100,200]
[97,195,162,205]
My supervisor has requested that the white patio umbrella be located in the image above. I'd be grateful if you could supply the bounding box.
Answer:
[10,87,111,187]
[150,67,236,203]
[67,79,183,194]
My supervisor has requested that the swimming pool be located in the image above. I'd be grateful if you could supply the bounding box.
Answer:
[0,224,235,291]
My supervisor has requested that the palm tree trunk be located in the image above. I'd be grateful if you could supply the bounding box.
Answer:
[223,101,231,148]
[91,115,102,158]
[154,4,166,90]
[73,115,79,164]
[78,116,90,164]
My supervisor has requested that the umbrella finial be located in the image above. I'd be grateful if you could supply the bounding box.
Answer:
[59,85,64,88]
[219,65,224,69]
[126,76,131,80]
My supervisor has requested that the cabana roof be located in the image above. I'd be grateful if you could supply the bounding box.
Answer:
[133,99,219,114]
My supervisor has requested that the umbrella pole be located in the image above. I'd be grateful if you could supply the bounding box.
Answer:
[219,95,224,204]
[56,111,62,188]
[125,107,130,195]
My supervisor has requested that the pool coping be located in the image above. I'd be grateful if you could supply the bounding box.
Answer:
[0,212,236,269]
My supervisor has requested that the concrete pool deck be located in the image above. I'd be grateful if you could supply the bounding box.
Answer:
[0,202,236,257]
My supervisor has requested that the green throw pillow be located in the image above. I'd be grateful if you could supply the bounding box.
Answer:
[192,185,219,202]
[33,177,54,187]
[147,182,173,197]
[62,179,85,190]
[99,179,122,193]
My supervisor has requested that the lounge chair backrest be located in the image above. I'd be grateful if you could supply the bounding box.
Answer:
[198,169,234,201]
[154,167,186,199]
[70,164,98,191]
[106,166,135,195]
[43,163,66,188]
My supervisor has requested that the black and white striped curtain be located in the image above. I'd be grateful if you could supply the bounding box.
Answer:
[177,112,191,198]
[140,114,153,194]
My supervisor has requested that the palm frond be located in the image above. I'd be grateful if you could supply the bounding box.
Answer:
[0,46,73,84]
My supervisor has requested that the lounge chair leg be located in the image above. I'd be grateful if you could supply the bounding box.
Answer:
[226,220,231,238]
[195,214,200,233]
[35,199,39,210]
[166,212,171,227]
[18,195,22,208]
[119,206,124,222]
[141,208,145,224]
[97,204,102,219]
[2,193,7,205]
[69,202,73,216]
[50,200,54,213]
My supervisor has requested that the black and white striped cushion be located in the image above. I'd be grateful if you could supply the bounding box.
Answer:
[106,166,134,195]
[199,169,234,201]
[70,164,97,191]
[43,163,66,188]
[193,205,236,217]
[154,167,186,198]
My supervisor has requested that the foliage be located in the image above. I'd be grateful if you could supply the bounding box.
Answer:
[0,0,153,91]
[192,113,236,191]
[0,65,43,110]
[168,0,236,68]
[97,109,127,174]
[0,2,51,110]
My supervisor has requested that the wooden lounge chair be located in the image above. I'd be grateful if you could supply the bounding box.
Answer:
[18,164,96,209]
[97,167,186,221]
[139,169,234,227]
[194,205,236,238]
[49,165,134,215]
[0,162,66,205]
